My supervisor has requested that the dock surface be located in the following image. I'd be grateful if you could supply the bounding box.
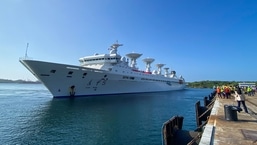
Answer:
[199,94,257,145]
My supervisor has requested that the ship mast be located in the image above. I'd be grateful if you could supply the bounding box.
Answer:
[25,43,29,59]
[109,41,123,54]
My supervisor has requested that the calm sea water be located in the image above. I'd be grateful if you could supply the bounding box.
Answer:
[0,83,213,145]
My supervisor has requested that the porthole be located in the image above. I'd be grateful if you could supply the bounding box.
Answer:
[50,70,56,73]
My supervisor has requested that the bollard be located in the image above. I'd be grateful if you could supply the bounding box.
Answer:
[224,105,242,121]
[177,116,184,129]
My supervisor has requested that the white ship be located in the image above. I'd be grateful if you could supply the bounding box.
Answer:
[20,42,186,98]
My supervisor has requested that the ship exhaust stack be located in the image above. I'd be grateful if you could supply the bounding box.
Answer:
[171,71,177,78]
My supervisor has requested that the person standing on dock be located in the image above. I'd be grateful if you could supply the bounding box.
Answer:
[234,86,249,113]
[216,86,222,98]
[247,86,253,96]
[220,86,224,98]
[224,86,230,99]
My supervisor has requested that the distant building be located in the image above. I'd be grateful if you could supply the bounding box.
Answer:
[238,82,256,88]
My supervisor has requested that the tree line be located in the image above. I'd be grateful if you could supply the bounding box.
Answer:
[0,78,41,84]
[187,81,257,88]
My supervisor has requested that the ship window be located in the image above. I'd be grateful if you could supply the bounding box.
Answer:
[68,71,73,75]
[123,76,129,79]
[50,70,56,73]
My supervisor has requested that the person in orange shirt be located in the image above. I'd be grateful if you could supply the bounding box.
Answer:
[216,86,222,98]
[224,87,230,99]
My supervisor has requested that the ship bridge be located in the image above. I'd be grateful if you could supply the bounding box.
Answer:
[78,42,125,69]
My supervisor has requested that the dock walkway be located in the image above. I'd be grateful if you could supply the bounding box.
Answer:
[199,94,257,145]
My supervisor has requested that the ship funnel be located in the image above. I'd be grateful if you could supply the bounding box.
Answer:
[142,58,155,72]
[156,63,165,74]
[171,70,177,78]
[126,52,142,69]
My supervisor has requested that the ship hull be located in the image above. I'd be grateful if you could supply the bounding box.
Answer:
[20,59,186,98]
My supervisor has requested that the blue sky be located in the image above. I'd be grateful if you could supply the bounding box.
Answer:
[1,0,257,82]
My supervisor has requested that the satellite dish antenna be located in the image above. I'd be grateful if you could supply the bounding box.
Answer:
[142,58,155,72]
[156,63,165,74]
[126,52,142,68]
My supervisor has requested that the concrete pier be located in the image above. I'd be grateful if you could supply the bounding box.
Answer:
[199,94,257,145]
